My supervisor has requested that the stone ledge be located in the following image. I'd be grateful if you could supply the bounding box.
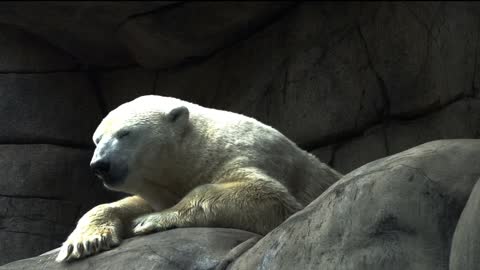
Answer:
[0,228,259,270]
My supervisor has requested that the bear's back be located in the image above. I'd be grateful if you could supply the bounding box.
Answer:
[130,95,341,206]
[187,101,341,206]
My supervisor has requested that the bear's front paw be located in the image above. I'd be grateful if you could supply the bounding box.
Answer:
[56,221,121,262]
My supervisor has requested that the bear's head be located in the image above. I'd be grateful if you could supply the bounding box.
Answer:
[90,96,190,193]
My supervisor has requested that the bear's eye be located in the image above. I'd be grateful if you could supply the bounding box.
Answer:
[116,130,130,139]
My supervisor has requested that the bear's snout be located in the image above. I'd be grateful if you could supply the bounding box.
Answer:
[90,159,110,180]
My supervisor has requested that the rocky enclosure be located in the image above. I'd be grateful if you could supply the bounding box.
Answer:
[1,2,480,268]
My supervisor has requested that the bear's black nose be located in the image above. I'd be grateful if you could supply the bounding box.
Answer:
[90,160,110,179]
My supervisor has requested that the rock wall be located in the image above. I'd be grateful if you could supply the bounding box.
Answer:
[99,2,480,174]
[0,24,122,265]
[1,1,480,266]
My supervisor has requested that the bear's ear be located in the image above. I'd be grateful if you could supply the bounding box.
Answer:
[167,106,189,124]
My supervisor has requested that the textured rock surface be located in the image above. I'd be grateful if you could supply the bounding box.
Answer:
[0,73,102,146]
[0,144,122,265]
[229,140,480,270]
[120,2,295,68]
[151,3,385,147]
[331,98,480,173]
[359,2,478,117]
[0,145,121,206]
[0,19,119,265]
[138,2,480,151]
[0,228,259,270]
[0,197,79,267]
[385,99,480,153]
[450,179,480,270]
[98,67,157,111]
[332,125,387,174]
[0,23,76,72]
[0,2,179,67]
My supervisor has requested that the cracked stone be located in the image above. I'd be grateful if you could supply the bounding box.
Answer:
[326,98,480,173]
[0,2,179,67]
[119,2,296,68]
[359,2,478,117]
[154,3,385,147]
[386,99,480,154]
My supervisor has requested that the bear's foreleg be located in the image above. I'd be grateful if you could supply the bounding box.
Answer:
[132,177,302,235]
[56,195,153,262]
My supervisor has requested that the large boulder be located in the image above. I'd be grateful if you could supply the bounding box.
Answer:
[0,228,260,270]
[229,139,480,270]
[449,179,480,270]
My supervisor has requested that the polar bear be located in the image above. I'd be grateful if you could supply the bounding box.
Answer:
[56,95,342,262]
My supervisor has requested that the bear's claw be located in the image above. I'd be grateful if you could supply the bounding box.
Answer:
[132,215,163,235]
[55,230,120,262]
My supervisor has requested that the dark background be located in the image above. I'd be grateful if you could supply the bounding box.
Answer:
[1,1,479,265]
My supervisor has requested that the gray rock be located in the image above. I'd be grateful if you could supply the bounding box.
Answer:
[0,144,123,265]
[0,23,77,72]
[98,67,157,111]
[333,125,388,174]
[116,2,480,149]
[0,73,102,145]
[119,2,296,68]
[386,99,480,154]
[0,144,119,204]
[449,179,480,270]
[229,139,480,270]
[0,228,260,270]
[329,98,480,174]
[0,2,178,67]
[0,196,80,265]
[154,3,385,147]
[359,2,478,116]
